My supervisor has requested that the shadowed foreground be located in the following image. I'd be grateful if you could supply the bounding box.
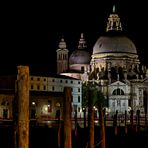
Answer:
[0,125,148,148]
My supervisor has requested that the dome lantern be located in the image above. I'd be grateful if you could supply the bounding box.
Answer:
[78,33,87,49]
[106,5,122,32]
[58,38,67,49]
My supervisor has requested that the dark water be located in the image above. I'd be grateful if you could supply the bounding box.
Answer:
[0,125,148,148]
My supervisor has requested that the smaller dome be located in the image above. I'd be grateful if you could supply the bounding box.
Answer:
[69,50,91,65]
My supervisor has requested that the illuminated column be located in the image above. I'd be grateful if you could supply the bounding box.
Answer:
[17,65,29,148]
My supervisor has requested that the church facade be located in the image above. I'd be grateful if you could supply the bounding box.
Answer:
[56,6,148,116]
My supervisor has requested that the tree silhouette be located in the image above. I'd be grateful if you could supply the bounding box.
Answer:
[82,81,106,148]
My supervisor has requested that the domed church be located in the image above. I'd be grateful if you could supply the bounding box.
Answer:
[56,6,148,116]
[57,33,91,79]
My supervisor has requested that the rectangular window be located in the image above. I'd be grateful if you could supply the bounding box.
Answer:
[43,85,46,90]
[78,88,80,92]
[37,85,40,90]
[78,107,80,112]
[78,96,80,102]
[52,86,55,91]
[81,66,84,72]
[31,85,33,89]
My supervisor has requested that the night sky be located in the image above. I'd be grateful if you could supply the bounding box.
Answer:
[1,1,148,75]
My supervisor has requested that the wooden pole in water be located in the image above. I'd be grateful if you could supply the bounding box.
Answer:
[136,110,140,133]
[83,108,86,129]
[114,110,118,135]
[130,110,133,128]
[17,66,29,148]
[125,110,128,134]
[63,87,72,148]
[88,89,94,148]
[113,110,118,135]
[13,80,18,148]
[57,110,61,148]
[99,106,106,148]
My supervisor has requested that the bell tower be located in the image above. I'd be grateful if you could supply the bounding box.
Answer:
[56,38,69,74]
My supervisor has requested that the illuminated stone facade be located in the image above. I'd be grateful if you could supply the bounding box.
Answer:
[57,6,148,116]
[0,75,82,119]
[29,75,82,119]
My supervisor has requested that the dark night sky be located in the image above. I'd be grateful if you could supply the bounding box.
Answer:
[1,1,148,75]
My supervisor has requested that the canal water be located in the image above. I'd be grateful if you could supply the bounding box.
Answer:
[0,125,148,148]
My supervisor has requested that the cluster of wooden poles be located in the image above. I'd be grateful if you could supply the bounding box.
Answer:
[13,65,148,148]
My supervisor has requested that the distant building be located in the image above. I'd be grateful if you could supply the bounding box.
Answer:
[29,75,82,119]
[56,6,148,116]
[0,75,82,119]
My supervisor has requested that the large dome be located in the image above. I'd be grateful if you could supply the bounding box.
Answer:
[69,50,91,65]
[93,32,137,55]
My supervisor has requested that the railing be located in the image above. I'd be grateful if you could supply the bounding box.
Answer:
[29,116,148,128]
[0,116,148,127]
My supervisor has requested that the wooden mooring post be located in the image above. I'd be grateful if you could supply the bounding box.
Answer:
[63,87,72,148]
[17,66,29,148]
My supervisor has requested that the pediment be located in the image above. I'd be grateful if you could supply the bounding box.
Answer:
[109,80,126,86]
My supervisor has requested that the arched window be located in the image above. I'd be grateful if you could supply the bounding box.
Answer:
[112,88,124,95]
[1,101,9,106]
